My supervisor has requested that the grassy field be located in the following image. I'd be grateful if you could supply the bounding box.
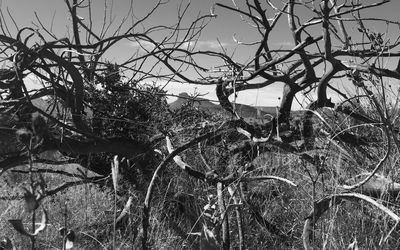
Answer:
[2,133,400,249]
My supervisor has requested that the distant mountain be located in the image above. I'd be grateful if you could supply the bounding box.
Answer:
[169,92,276,119]
[169,92,221,112]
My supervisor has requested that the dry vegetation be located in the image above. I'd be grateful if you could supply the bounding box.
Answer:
[2,0,400,249]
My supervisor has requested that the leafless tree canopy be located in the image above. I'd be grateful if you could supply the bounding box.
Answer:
[2,0,400,249]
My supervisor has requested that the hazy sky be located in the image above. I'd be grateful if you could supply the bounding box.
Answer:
[1,0,400,108]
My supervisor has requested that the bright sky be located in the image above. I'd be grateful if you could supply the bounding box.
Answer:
[1,0,400,109]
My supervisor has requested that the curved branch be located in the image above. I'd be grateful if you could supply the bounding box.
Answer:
[316,61,343,107]
[216,82,238,117]
[303,193,399,250]
[288,0,316,81]
[37,48,88,132]
[166,136,206,180]
[341,126,391,191]
[0,34,88,133]
[243,175,297,187]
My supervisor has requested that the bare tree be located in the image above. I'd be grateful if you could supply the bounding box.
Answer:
[140,0,400,248]
[2,0,400,249]
[0,0,214,174]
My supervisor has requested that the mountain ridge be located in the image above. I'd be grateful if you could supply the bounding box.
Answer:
[169,92,276,119]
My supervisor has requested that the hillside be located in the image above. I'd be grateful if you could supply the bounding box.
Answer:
[169,92,276,119]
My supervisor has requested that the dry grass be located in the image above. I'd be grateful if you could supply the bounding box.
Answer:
[1,134,400,249]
